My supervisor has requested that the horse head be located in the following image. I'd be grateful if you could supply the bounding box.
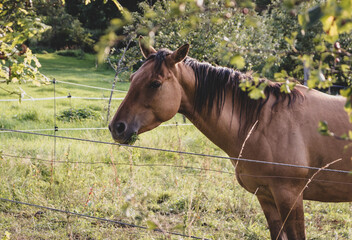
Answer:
[109,37,190,144]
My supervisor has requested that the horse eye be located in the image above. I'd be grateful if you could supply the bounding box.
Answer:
[149,81,162,89]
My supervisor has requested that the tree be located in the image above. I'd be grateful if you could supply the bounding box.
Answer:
[33,0,95,51]
[65,0,122,43]
[99,0,351,88]
[0,0,49,96]
[97,0,351,136]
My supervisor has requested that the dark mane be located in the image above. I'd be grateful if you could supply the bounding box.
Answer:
[147,49,303,135]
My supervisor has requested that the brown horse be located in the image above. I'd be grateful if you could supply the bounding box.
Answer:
[109,38,352,240]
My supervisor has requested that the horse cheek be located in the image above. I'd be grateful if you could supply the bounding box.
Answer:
[156,90,181,122]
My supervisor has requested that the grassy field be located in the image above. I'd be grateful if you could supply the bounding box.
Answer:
[0,53,351,240]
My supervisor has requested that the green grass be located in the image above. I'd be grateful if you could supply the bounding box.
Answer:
[0,53,351,239]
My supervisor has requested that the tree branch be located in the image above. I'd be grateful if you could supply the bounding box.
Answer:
[106,36,133,123]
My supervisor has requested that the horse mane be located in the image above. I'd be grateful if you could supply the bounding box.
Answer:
[146,49,303,135]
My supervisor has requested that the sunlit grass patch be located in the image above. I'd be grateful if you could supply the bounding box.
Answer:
[0,54,351,240]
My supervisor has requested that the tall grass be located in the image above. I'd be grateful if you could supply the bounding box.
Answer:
[0,53,351,239]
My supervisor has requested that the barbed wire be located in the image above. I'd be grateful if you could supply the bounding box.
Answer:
[1,67,351,239]
[1,153,234,174]
[0,124,193,134]
[1,128,351,175]
[3,152,352,185]
[0,197,208,240]
[0,96,124,102]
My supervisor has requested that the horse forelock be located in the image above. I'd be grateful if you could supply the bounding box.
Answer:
[145,49,173,75]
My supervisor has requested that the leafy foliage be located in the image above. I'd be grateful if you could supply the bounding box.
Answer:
[33,0,95,51]
[100,0,351,139]
[106,0,283,74]
[101,0,351,89]
[65,0,122,42]
[57,107,101,122]
[0,0,49,94]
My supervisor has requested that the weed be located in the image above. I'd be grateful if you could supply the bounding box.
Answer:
[13,110,39,121]
[157,192,171,204]
[57,108,101,122]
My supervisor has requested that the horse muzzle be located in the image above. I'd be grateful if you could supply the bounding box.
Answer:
[108,121,139,145]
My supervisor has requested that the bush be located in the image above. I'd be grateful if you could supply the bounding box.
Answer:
[57,108,100,122]
[56,49,85,59]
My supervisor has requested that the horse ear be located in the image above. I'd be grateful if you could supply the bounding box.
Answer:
[139,36,156,59]
[170,44,190,64]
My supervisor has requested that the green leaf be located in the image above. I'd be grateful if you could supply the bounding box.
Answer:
[274,70,288,81]
[318,121,331,136]
[298,13,309,28]
[340,88,352,98]
[314,42,326,52]
[280,80,296,94]
[146,220,158,230]
[110,19,123,27]
[341,64,350,73]
[244,16,259,28]
[283,0,295,9]
[248,82,267,100]
[230,54,245,69]
[307,78,316,89]
[248,88,265,100]
[238,0,256,8]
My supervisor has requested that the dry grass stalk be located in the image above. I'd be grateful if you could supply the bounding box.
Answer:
[234,120,259,170]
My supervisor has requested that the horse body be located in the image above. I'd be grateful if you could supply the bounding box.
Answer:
[109,39,352,239]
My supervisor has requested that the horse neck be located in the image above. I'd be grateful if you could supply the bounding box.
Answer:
[177,64,243,156]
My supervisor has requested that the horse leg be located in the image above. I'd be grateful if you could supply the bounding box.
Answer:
[271,187,306,240]
[257,195,288,240]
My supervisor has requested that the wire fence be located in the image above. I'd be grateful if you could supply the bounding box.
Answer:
[0,70,219,240]
[0,96,125,102]
[3,152,352,186]
[0,197,208,240]
[1,153,235,175]
[55,80,127,93]
[1,128,351,175]
[0,124,193,134]
[1,75,351,239]
[0,78,127,102]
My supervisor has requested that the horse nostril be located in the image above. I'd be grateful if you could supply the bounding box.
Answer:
[116,122,126,135]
